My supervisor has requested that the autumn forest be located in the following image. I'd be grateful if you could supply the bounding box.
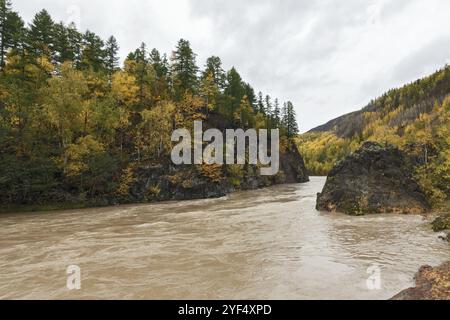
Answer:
[0,2,300,209]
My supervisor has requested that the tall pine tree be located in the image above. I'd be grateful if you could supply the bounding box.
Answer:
[80,30,106,72]
[265,95,272,116]
[149,48,169,79]
[27,9,55,59]
[171,39,199,99]
[202,56,225,89]
[257,91,264,113]
[125,42,156,109]
[273,98,281,128]
[0,1,24,69]
[283,101,299,137]
[105,35,119,76]
[66,22,82,67]
[224,67,246,118]
[0,0,11,69]
[243,83,256,110]
[53,22,74,65]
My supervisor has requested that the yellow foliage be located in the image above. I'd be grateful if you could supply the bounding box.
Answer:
[136,101,176,161]
[201,164,223,182]
[112,71,139,107]
[116,166,135,197]
[43,62,88,145]
[234,96,255,127]
[174,92,205,128]
[369,125,402,146]
[65,135,105,177]
[254,112,267,131]
[147,185,161,199]
[297,132,358,176]
[34,55,54,75]
[199,72,219,111]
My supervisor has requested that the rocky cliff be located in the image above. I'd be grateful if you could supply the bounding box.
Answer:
[124,111,309,203]
[316,141,429,215]
[129,140,309,203]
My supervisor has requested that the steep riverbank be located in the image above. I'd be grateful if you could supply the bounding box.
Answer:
[0,138,309,214]
[128,140,309,203]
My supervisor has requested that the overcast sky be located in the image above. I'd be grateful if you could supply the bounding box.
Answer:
[13,0,450,132]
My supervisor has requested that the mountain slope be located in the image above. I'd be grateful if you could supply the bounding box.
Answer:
[309,66,450,138]
[298,66,450,206]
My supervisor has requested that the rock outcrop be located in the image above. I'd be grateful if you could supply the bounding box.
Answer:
[316,141,429,215]
[126,111,309,203]
[129,140,309,203]
[391,262,450,300]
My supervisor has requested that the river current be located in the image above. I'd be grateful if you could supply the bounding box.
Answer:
[0,177,448,299]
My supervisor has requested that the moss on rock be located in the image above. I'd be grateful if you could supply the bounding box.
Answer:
[432,213,450,232]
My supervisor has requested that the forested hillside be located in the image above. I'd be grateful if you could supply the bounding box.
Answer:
[298,66,450,206]
[0,2,301,209]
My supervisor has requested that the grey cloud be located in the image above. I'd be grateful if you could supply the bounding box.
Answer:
[392,36,450,83]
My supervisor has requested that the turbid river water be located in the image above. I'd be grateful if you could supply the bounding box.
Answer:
[0,177,448,300]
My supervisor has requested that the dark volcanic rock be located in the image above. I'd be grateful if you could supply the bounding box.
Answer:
[280,141,310,184]
[130,164,234,202]
[391,262,450,300]
[316,141,429,215]
[128,141,309,203]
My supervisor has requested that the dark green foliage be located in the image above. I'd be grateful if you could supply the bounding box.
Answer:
[105,35,119,76]
[224,67,246,116]
[127,42,154,108]
[203,56,225,89]
[243,83,256,110]
[273,98,281,127]
[1,0,26,69]
[172,39,199,99]
[257,91,264,113]
[0,0,11,68]
[150,48,169,79]
[27,9,55,58]
[80,30,106,72]
[283,101,299,137]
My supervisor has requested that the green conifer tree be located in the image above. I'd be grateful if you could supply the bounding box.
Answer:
[171,39,199,99]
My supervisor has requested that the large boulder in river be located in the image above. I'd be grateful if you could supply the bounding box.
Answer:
[316,141,429,215]
[391,262,450,300]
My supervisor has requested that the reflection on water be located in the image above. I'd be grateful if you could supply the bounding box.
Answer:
[0,177,448,299]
